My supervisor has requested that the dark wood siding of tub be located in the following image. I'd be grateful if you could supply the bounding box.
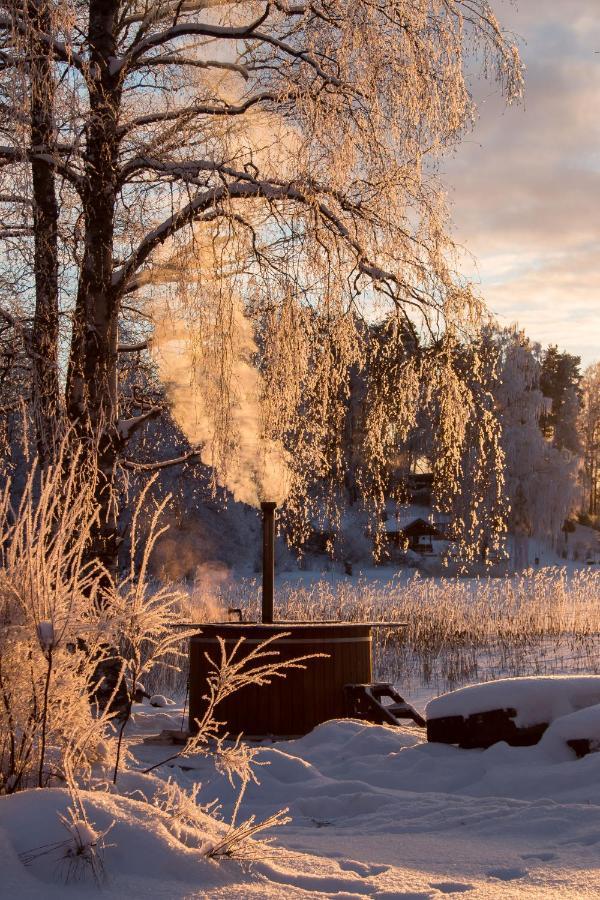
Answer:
[188,623,372,738]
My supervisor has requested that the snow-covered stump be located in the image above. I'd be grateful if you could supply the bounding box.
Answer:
[426,676,600,750]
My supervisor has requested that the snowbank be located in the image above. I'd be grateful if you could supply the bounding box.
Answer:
[426,675,600,727]
[6,706,600,898]
[539,703,600,759]
[0,784,231,899]
[134,713,600,896]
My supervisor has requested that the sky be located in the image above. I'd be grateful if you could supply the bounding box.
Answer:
[442,0,600,368]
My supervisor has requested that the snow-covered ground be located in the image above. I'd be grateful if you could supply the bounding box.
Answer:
[4,690,600,899]
[124,702,600,897]
[3,558,600,899]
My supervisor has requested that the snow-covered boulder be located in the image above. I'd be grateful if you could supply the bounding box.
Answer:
[149,694,175,708]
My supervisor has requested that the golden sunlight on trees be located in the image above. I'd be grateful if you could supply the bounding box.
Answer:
[0,0,522,565]
[580,363,600,521]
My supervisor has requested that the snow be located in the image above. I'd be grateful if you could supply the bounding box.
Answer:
[4,696,600,897]
[5,562,600,898]
[36,621,54,652]
[426,675,600,727]
[132,703,600,897]
[0,783,234,899]
[148,694,173,708]
[540,703,600,757]
[65,818,100,850]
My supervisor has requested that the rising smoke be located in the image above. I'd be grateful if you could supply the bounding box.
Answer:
[152,301,291,509]
[146,40,299,510]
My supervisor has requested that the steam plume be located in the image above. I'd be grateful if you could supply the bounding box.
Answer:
[152,304,290,508]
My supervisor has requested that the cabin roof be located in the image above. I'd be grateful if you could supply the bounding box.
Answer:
[401,517,444,538]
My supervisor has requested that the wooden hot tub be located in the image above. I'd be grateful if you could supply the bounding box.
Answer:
[189,622,372,738]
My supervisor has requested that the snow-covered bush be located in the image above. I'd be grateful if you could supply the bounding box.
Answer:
[152,777,290,860]
[57,766,114,886]
[102,476,197,783]
[0,446,118,792]
[0,446,321,886]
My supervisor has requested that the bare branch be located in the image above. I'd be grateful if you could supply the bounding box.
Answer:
[0,193,33,205]
[117,91,280,137]
[117,340,149,353]
[0,146,83,188]
[0,227,34,238]
[117,406,163,442]
[113,174,424,311]
[134,55,250,79]
[0,306,22,329]
[127,6,273,65]
[121,449,203,471]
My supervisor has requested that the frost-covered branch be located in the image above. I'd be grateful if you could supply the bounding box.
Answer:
[117,339,148,353]
[117,406,163,441]
[118,91,280,136]
[121,449,203,471]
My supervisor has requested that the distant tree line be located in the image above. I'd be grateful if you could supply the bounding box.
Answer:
[337,323,598,560]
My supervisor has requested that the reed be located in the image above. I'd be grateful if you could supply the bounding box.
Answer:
[177,568,600,697]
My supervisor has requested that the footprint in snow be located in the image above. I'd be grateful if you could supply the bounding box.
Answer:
[486,866,528,881]
[521,851,557,862]
[429,883,474,894]
[373,892,434,899]
[338,859,389,877]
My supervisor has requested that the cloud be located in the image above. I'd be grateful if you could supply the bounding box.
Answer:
[443,0,600,366]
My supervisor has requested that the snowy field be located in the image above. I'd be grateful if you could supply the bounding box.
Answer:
[132,705,600,900]
[2,564,600,899]
[5,697,600,899]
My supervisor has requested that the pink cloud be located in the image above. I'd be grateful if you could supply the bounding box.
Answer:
[444,0,600,365]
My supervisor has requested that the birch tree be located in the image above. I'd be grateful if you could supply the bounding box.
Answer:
[495,329,578,567]
[0,0,523,567]
[580,363,600,520]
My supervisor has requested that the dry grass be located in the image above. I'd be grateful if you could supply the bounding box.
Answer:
[169,567,600,698]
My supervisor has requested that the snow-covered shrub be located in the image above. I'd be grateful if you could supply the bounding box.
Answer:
[152,778,221,851]
[18,762,114,885]
[149,693,173,707]
[0,447,195,791]
[102,476,198,783]
[0,447,316,884]
[153,776,290,861]
[57,766,113,886]
[204,804,291,860]
[0,446,117,792]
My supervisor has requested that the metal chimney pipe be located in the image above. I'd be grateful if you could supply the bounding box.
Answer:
[260,501,276,623]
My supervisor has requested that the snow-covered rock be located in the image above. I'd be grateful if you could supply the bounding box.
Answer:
[149,694,174,708]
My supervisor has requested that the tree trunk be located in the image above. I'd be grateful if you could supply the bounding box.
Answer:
[29,0,60,464]
[66,0,122,574]
[61,0,130,716]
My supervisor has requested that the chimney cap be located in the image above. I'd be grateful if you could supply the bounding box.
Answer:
[260,501,277,512]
